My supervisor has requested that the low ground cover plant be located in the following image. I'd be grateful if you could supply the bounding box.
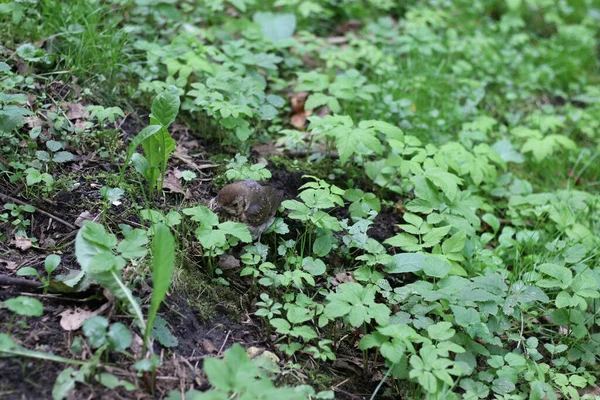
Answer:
[0,0,600,399]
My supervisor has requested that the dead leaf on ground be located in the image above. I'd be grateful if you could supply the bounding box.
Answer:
[24,116,43,129]
[202,339,218,354]
[0,258,18,270]
[130,333,144,358]
[75,211,95,227]
[163,171,188,198]
[59,308,96,331]
[65,102,89,120]
[11,236,33,251]
[332,271,354,287]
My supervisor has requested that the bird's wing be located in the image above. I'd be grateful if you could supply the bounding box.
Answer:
[245,201,265,225]
[243,180,263,189]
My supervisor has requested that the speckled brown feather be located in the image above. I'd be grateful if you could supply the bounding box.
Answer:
[211,180,284,240]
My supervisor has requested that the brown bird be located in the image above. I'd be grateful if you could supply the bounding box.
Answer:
[210,180,284,241]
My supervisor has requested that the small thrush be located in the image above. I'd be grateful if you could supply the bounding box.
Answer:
[210,180,284,241]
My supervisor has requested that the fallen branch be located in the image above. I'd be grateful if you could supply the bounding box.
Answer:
[0,192,76,230]
[0,274,42,289]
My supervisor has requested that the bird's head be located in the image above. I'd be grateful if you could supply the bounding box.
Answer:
[212,182,248,216]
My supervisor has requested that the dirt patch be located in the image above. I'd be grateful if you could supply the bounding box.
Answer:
[368,210,401,243]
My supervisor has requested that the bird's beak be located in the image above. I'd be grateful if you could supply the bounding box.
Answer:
[212,204,221,212]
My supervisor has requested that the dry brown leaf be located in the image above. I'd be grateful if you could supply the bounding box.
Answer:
[24,116,43,129]
[75,211,95,227]
[65,102,88,120]
[130,333,145,358]
[11,236,32,251]
[163,171,189,198]
[59,308,96,331]
[0,258,18,270]
[202,339,218,354]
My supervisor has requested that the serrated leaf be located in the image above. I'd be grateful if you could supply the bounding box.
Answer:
[218,221,252,242]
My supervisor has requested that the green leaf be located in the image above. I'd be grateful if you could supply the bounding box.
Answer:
[82,316,109,348]
[53,151,74,163]
[218,221,252,243]
[144,223,175,352]
[52,367,84,400]
[88,250,118,273]
[313,235,333,257]
[422,256,450,278]
[183,206,219,226]
[117,229,149,259]
[97,373,136,391]
[151,86,180,127]
[80,221,117,250]
[5,296,43,316]
[441,231,466,254]
[289,325,318,341]
[424,168,462,201]
[126,125,162,158]
[491,139,524,163]
[334,127,382,165]
[427,321,455,341]
[196,228,227,249]
[383,233,421,251]
[253,12,296,42]
[381,340,405,363]
[537,263,572,289]
[422,225,452,248]
[44,254,61,275]
[0,106,31,133]
[16,266,41,279]
[302,257,326,276]
[385,253,427,273]
[108,322,132,351]
[150,315,179,348]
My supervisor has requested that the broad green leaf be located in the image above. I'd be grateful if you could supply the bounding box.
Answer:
[150,315,179,348]
[5,296,43,316]
[424,168,462,201]
[422,225,452,248]
[385,253,427,273]
[427,321,455,341]
[82,316,109,348]
[183,206,219,226]
[302,257,326,276]
[117,229,149,259]
[144,223,175,353]
[253,12,296,42]
[218,221,252,242]
[151,85,180,127]
[442,231,466,254]
[108,322,132,352]
[537,263,572,289]
[422,256,450,278]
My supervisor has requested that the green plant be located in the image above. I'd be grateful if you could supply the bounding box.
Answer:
[182,205,251,277]
[17,254,62,294]
[165,344,334,400]
[121,86,180,197]
[3,202,35,237]
[225,154,272,181]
